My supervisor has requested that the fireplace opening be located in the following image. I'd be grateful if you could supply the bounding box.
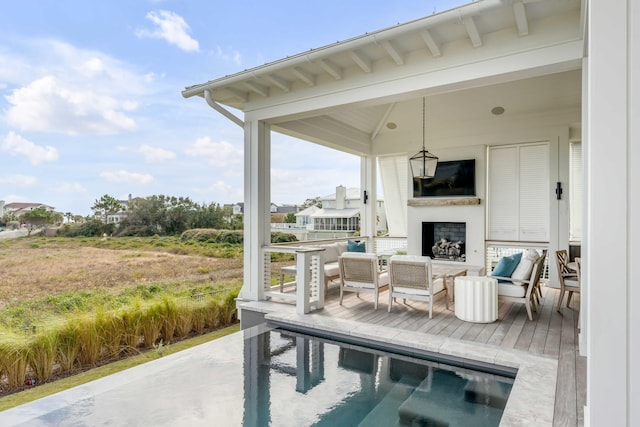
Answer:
[422,222,466,262]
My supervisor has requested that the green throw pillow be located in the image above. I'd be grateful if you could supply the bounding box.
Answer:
[347,240,366,252]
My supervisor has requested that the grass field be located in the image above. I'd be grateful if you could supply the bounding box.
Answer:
[0,235,250,403]
[0,236,243,311]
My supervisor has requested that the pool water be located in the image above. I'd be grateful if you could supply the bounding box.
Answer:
[0,324,514,426]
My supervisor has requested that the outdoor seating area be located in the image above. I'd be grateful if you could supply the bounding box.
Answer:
[249,265,585,426]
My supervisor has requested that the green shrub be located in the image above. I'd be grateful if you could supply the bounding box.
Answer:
[271,232,298,243]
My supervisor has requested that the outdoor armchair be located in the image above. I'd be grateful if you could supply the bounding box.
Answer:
[338,252,389,310]
[387,255,445,319]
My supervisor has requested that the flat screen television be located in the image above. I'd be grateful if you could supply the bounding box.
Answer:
[413,159,476,197]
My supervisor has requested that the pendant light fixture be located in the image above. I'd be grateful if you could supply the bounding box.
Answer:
[409,97,438,179]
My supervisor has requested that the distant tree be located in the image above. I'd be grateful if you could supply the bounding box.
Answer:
[1,212,17,226]
[64,212,74,223]
[283,212,297,223]
[91,194,123,223]
[300,197,322,209]
[21,207,55,235]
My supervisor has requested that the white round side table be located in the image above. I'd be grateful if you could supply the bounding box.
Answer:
[454,276,498,323]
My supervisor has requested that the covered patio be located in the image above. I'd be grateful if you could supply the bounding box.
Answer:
[182,0,638,425]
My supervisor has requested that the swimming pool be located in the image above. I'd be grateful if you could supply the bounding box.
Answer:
[1,323,515,426]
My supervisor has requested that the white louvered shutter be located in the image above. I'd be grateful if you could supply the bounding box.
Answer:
[569,141,583,241]
[488,142,550,242]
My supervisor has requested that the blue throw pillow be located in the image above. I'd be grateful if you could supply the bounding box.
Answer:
[347,240,366,252]
[491,252,522,282]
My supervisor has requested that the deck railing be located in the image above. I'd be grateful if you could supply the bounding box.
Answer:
[263,236,408,314]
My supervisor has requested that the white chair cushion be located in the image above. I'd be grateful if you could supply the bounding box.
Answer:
[324,262,340,278]
[498,282,527,298]
[511,249,540,284]
[393,278,444,296]
[320,243,341,263]
[378,271,390,287]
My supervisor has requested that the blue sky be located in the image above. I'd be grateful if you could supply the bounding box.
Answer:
[0,0,467,215]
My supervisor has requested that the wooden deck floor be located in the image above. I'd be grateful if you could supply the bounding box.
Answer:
[315,284,586,427]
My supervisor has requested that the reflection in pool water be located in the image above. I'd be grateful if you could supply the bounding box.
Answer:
[248,327,514,427]
[0,324,514,426]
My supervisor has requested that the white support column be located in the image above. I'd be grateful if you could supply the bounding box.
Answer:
[360,155,377,242]
[241,118,271,301]
[586,1,638,425]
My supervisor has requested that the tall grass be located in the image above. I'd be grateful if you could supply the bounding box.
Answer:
[159,297,178,344]
[139,303,162,348]
[174,301,193,338]
[0,287,239,394]
[120,302,143,353]
[97,311,125,360]
[27,328,59,382]
[56,320,81,372]
[76,315,102,366]
[0,334,29,388]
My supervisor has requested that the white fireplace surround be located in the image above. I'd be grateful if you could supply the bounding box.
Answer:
[407,197,486,276]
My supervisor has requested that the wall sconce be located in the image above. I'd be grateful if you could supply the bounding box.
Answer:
[556,182,563,200]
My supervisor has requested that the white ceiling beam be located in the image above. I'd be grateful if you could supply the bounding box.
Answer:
[226,87,249,102]
[292,67,316,86]
[371,102,396,141]
[463,15,483,48]
[244,81,269,97]
[513,2,529,36]
[381,40,404,65]
[420,29,441,57]
[318,59,343,80]
[348,50,372,73]
[265,74,292,92]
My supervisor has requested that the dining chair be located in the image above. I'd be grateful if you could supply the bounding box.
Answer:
[556,251,580,311]
[338,252,389,310]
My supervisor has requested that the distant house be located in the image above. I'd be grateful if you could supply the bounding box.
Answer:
[2,202,56,217]
[228,203,244,215]
[295,186,387,237]
[98,195,143,224]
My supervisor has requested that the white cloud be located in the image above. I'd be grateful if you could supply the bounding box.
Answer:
[2,131,59,165]
[57,182,87,193]
[136,10,199,52]
[100,170,155,185]
[1,40,153,136]
[138,144,176,162]
[6,76,137,135]
[185,137,242,167]
[0,174,37,186]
